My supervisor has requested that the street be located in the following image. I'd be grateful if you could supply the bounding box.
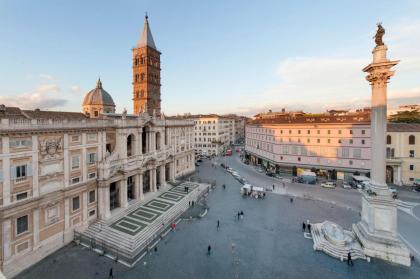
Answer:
[216,152,420,260]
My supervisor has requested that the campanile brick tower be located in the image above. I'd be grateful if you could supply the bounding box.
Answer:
[132,15,161,115]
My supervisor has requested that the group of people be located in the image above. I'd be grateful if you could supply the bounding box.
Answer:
[188,200,195,207]
[302,221,311,233]
[236,210,244,220]
[184,186,190,193]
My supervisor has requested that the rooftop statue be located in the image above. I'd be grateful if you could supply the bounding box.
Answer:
[374,23,385,46]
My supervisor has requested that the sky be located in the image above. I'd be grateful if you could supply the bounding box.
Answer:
[0,0,419,116]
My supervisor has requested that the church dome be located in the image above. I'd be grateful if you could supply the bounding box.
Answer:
[82,79,115,107]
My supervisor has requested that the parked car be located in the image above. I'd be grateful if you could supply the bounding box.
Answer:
[195,162,200,167]
[414,186,420,193]
[265,171,275,177]
[389,188,398,199]
[321,182,336,188]
[342,182,352,189]
[197,158,202,163]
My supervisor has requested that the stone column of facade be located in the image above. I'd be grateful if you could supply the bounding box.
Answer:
[160,164,166,188]
[135,173,144,200]
[33,209,40,248]
[116,131,127,159]
[149,169,157,192]
[98,184,111,220]
[353,41,410,266]
[2,219,12,260]
[32,135,39,198]
[82,191,88,226]
[82,133,87,182]
[2,136,11,206]
[137,131,143,155]
[63,134,70,188]
[120,178,128,208]
[63,198,72,242]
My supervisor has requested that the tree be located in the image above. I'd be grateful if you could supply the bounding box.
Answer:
[389,110,420,124]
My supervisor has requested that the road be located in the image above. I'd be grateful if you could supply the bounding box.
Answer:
[216,152,420,260]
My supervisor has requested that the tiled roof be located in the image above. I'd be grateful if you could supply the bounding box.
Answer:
[0,105,27,119]
[387,123,420,132]
[249,113,371,125]
[22,110,88,120]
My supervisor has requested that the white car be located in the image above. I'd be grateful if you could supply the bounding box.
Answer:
[321,182,336,188]
[342,182,352,189]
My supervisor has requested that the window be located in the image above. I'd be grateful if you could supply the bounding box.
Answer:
[307,138,310,143]
[88,172,96,179]
[87,153,97,164]
[349,139,353,144]
[409,135,415,145]
[327,130,331,134]
[410,150,415,158]
[327,139,331,144]
[317,130,320,134]
[16,192,28,201]
[410,165,414,171]
[350,130,353,135]
[307,130,310,134]
[16,215,28,235]
[342,148,349,158]
[298,130,301,134]
[297,157,301,162]
[317,139,320,143]
[89,210,96,217]
[362,139,365,145]
[15,165,27,179]
[387,135,391,144]
[89,190,96,203]
[338,130,342,135]
[94,111,99,117]
[71,177,80,185]
[72,196,80,211]
[289,130,292,134]
[338,139,342,144]
[362,130,365,135]
[353,148,361,159]
[349,160,353,166]
[71,155,80,169]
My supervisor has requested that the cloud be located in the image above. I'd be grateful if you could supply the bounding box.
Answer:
[70,85,82,94]
[39,73,54,80]
[0,83,67,109]
[231,20,420,117]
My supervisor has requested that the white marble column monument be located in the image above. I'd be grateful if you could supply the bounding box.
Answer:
[353,25,411,266]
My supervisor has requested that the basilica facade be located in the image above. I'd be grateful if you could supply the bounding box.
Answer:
[0,17,194,277]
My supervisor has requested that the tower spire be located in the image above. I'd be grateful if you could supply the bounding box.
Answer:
[137,14,156,49]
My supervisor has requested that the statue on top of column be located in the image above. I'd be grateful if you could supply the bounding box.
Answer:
[374,23,385,46]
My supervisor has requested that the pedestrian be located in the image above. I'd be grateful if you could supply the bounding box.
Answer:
[290,197,294,203]
[189,201,191,207]
[302,222,306,232]
[109,267,113,279]
[223,184,226,190]
[307,223,311,233]
[347,252,353,266]
[217,220,220,230]
[237,211,240,220]
[154,246,158,253]
[208,245,212,255]
[272,184,275,191]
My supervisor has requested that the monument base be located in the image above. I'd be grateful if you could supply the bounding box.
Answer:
[353,192,411,266]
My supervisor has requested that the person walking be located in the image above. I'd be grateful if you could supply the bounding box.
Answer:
[290,197,294,203]
[307,223,311,233]
[237,211,241,220]
[208,245,212,255]
[302,222,306,232]
[108,267,113,279]
[217,220,220,230]
[347,252,353,266]
[272,184,275,191]
[223,184,226,190]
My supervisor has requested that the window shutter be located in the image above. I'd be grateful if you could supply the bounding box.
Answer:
[10,166,16,179]
[94,153,97,163]
[86,153,90,163]
[0,170,3,182]
[27,165,33,177]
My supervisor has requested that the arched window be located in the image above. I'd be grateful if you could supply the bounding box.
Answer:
[155,132,161,150]
[409,135,415,145]
[140,73,145,81]
[127,134,135,157]
[386,135,392,145]
[135,74,139,82]
[142,127,148,154]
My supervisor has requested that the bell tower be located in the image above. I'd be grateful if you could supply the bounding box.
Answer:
[132,15,161,115]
